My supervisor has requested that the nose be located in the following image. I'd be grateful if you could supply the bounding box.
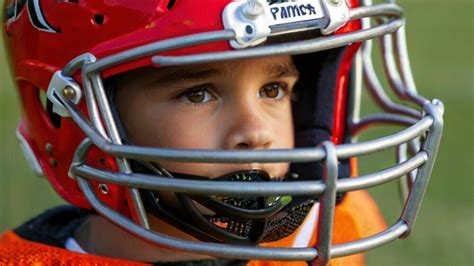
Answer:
[222,101,273,150]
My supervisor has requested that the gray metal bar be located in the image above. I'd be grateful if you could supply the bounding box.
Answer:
[71,164,326,196]
[336,116,432,158]
[338,151,427,192]
[62,98,328,163]
[380,32,428,106]
[62,53,96,76]
[349,3,402,21]
[400,101,444,237]
[81,4,403,75]
[381,28,406,98]
[315,142,338,265]
[331,220,408,257]
[81,71,109,139]
[397,143,411,202]
[393,25,418,94]
[153,16,402,66]
[362,42,421,118]
[360,7,421,118]
[397,139,419,202]
[76,173,416,260]
[407,139,420,182]
[107,145,325,164]
[59,53,110,139]
[89,73,149,229]
[73,146,422,261]
[350,113,419,136]
[61,98,432,163]
[151,4,403,66]
[83,31,236,73]
[69,138,93,181]
[76,176,318,261]
[89,74,122,145]
[60,53,108,138]
[70,150,426,196]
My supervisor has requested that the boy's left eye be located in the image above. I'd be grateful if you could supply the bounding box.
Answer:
[259,83,288,100]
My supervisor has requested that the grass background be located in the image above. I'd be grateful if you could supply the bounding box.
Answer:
[0,0,472,265]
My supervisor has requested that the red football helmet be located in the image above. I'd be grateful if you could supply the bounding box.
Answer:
[3,0,443,263]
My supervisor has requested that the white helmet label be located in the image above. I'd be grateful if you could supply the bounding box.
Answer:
[265,1,325,26]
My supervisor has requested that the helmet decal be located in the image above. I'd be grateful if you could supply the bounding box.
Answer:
[26,0,57,33]
[4,0,57,32]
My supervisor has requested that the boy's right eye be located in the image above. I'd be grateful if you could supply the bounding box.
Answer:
[181,86,216,104]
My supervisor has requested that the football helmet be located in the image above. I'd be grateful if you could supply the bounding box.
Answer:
[3,0,443,263]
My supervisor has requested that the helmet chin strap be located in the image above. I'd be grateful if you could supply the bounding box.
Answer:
[133,161,317,245]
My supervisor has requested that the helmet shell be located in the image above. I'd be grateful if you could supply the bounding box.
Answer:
[3,0,360,215]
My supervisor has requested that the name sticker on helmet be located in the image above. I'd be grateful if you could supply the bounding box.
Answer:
[264,0,325,26]
[223,0,331,49]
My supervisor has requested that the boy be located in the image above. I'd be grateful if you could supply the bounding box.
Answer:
[0,0,443,265]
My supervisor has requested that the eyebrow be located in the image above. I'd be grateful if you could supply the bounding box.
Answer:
[152,59,300,85]
[265,61,300,78]
[152,68,224,85]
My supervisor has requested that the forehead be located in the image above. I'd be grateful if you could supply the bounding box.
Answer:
[119,55,298,84]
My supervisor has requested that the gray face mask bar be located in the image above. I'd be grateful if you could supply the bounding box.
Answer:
[46,1,444,264]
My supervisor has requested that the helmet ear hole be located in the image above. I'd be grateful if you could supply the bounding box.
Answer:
[38,89,62,128]
[46,99,62,128]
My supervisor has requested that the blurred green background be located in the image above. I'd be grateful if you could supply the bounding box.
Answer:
[0,0,472,265]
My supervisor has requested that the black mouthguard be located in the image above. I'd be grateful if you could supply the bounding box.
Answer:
[139,167,316,245]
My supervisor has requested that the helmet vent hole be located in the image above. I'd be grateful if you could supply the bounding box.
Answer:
[93,14,105,25]
[65,0,79,3]
[167,0,176,10]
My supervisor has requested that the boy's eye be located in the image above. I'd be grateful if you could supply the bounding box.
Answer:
[259,83,288,100]
[182,86,215,103]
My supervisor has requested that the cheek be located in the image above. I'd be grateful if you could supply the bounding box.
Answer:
[286,110,295,148]
[118,92,166,146]
[272,103,295,149]
[276,105,294,174]
[121,100,219,175]
[131,103,219,150]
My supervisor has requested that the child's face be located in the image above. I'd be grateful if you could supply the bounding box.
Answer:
[116,55,298,179]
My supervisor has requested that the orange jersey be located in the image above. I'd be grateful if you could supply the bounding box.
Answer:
[250,190,386,266]
[0,230,148,265]
[0,191,385,265]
